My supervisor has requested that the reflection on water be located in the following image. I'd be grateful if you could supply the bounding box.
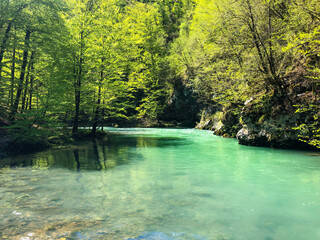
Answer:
[0,133,189,171]
[0,128,320,240]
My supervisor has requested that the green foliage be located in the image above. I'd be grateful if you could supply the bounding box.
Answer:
[1,0,320,149]
[294,104,320,148]
[4,111,60,144]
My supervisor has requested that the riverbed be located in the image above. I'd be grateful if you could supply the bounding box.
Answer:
[0,128,320,239]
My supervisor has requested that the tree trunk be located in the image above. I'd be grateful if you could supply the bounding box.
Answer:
[11,28,31,117]
[42,91,50,118]
[9,30,16,107]
[36,85,39,110]
[267,0,285,96]
[72,31,84,134]
[72,72,79,133]
[92,64,104,136]
[245,0,284,95]
[91,85,102,135]
[0,21,12,76]
[245,1,269,75]
[0,3,28,79]
[101,100,105,131]
[21,51,34,110]
[0,21,12,98]
[28,55,35,110]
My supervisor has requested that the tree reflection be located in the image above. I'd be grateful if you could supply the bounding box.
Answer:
[93,139,117,170]
[73,148,80,172]
[93,139,103,170]
[32,156,50,169]
[1,132,188,171]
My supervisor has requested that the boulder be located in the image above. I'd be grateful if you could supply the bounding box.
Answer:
[236,127,270,147]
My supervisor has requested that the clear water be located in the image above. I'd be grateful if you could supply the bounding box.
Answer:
[1,128,320,240]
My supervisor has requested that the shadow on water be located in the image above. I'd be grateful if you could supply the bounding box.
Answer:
[0,134,189,171]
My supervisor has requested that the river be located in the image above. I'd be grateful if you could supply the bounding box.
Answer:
[0,128,320,239]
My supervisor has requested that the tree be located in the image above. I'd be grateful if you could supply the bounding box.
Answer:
[64,0,97,133]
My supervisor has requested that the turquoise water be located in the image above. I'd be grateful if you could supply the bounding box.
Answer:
[1,128,320,240]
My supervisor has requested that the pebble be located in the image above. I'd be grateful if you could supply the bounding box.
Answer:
[12,210,22,215]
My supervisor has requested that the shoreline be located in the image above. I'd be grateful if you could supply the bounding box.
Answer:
[1,125,319,161]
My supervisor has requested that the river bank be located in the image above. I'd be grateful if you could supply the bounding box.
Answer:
[196,91,320,151]
[1,117,318,161]
[1,92,319,160]
[0,127,106,159]
[0,121,188,159]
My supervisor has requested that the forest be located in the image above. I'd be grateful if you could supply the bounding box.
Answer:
[0,0,319,156]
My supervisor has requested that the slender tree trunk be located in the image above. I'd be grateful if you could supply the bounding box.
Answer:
[92,90,96,118]
[92,85,102,135]
[72,31,84,134]
[266,1,283,96]
[0,3,28,79]
[29,55,35,110]
[0,21,12,76]
[9,29,16,107]
[21,68,30,111]
[245,0,283,95]
[42,91,50,118]
[0,21,12,98]
[11,28,31,117]
[246,1,268,75]
[73,72,81,133]
[245,0,277,92]
[92,63,104,135]
[267,2,276,78]
[101,100,105,131]
[36,85,39,110]
[21,51,34,110]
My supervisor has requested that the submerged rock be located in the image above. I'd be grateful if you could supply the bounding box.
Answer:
[126,231,207,240]
[127,231,172,240]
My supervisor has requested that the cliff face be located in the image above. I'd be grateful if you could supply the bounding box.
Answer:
[236,95,310,149]
[160,83,201,127]
[196,103,242,137]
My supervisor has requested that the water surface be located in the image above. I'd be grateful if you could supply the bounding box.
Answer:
[1,128,320,240]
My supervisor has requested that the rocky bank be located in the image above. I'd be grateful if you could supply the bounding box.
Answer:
[197,92,319,150]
